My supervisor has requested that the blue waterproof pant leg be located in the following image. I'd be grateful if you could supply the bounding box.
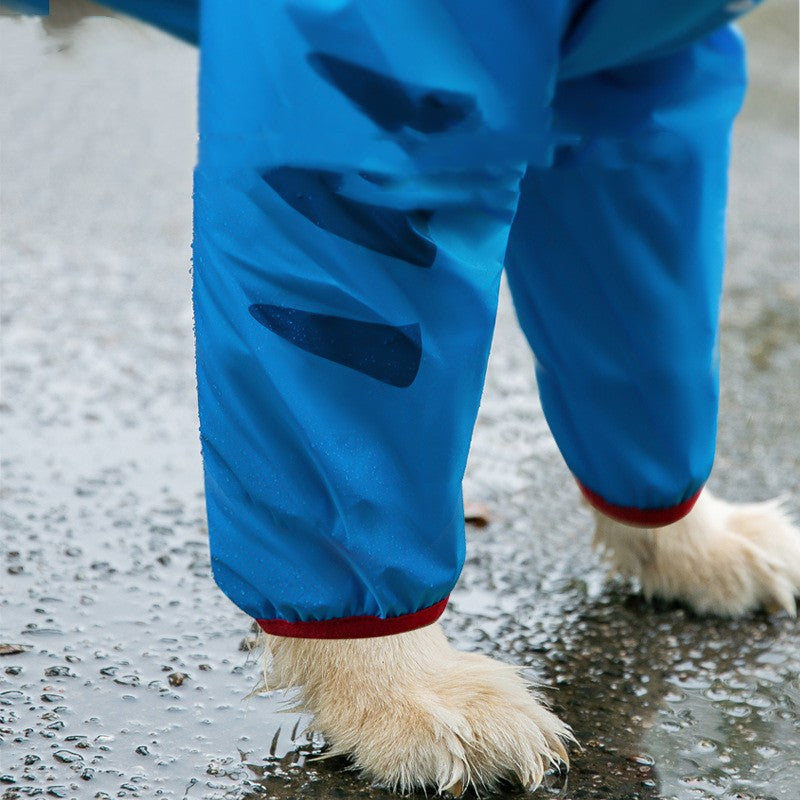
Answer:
[193,0,565,636]
[190,1,756,636]
[505,26,747,525]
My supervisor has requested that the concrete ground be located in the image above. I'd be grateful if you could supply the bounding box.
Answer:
[1,3,797,798]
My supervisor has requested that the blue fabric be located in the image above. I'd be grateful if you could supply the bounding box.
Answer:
[179,1,753,623]
[4,1,48,14]
[99,1,199,43]
[5,1,199,43]
[505,26,747,510]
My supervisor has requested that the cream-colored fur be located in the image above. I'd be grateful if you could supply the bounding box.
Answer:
[260,623,572,794]
[257,491,799,794]
[593,490,800,616]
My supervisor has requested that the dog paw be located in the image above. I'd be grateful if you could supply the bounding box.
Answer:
[261,623,571,794]
[593,490,800,616]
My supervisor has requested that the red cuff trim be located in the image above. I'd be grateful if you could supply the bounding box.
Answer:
[578,482,703,527]
[256,597,449,639]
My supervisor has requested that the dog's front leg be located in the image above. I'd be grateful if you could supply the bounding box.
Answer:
[262,623,571,794]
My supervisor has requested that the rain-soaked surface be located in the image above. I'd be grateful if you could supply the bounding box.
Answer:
[1,3,798,798]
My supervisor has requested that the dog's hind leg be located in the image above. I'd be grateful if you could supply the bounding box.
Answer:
[503,30,787,621]
[592,490,800,617]
[262,624,572,794]
[502,28,800,617]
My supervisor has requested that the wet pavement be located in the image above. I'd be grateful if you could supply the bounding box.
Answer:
[1,3,798,799]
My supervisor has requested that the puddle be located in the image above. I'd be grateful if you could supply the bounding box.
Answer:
[2,4,798,798]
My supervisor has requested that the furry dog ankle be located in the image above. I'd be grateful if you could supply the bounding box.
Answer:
[593,490,800,617]
[258,623,572,794]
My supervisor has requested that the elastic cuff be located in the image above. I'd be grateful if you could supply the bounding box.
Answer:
[256,597,449,639]
[578,481,703,527]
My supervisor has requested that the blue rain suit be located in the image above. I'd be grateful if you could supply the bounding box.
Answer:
[47,0,756,635]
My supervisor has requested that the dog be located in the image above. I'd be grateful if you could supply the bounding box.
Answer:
[25,0,800,794]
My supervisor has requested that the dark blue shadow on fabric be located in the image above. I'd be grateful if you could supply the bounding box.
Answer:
[249,304,422,388]
[263,166,436,268]
[3,0,48,13]
[308,52,479,134]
